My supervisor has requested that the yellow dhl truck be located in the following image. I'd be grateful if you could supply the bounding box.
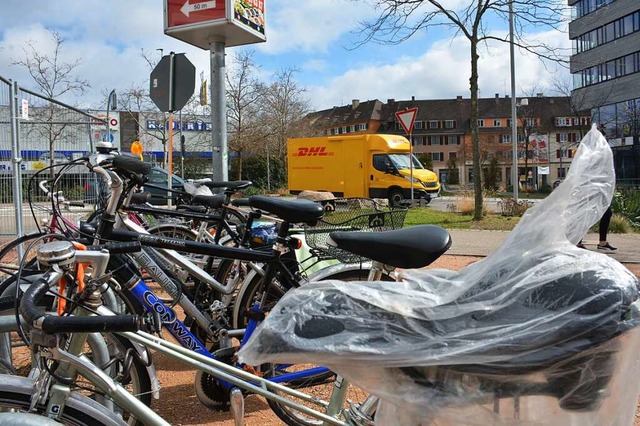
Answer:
[287,134,440,205]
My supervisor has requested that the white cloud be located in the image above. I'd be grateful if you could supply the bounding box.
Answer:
[307,30,571,110]
[302,59,329,72]
[258,0,378,54]
[0,1,572,115]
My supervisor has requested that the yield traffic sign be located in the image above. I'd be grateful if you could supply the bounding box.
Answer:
[395,107,418,135]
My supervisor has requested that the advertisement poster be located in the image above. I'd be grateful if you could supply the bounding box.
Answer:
[233,0,265,35]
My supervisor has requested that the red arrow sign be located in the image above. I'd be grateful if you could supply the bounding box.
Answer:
[395,107,418,135]
[166,0,225,28]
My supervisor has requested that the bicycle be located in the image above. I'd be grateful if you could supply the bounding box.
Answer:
[1,152,415,424]
[0,217,453,425]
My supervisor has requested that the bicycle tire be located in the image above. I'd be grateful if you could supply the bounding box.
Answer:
[0,375,126,426]
[240,269,388,426]
[0,280,152,426]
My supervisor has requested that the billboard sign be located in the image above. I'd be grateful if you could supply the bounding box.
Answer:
[164,0,266,49]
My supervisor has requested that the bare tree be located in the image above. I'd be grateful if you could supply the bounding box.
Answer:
[226,50,267,180]
[13,30,90,177]
[259,67,312,168]
[352,0,567,219]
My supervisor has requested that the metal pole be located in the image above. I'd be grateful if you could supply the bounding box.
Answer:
[266,144,271,192]
[180,109,184,179]
[168,52,175,208]
[210,41,228,183]
[509,0,519,202]
[409,133,414,201]
[9,81,24,257]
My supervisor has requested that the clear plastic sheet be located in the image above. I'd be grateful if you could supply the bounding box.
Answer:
[239,125,640,425]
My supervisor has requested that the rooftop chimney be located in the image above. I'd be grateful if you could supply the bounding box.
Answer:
[387,98,395,104]
[352,99,360,109]
[495,93,499,98]
[537,93,544,97]
[411,95,415,101]
[456,95,463,100]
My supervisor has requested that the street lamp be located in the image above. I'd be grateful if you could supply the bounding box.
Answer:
[509,0,518,201]
[106,89,117,146]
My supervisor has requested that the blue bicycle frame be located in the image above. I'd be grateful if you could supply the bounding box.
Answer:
[127,277,331,390]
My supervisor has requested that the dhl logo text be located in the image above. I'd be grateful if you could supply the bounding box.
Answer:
[296,147,333,157]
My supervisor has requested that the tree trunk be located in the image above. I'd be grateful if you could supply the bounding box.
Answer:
[469,40,483,220]
[236,152,243,181]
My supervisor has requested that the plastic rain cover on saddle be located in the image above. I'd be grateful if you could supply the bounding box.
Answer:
[239,125,640,426]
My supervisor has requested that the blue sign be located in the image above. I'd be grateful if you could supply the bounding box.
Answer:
[102,133,115,142]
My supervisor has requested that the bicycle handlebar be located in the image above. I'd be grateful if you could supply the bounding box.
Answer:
[20,273,142,335]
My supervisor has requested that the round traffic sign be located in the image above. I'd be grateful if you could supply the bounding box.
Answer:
[110,118,118,127]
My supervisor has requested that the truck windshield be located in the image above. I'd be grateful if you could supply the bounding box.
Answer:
[388,154,424,170]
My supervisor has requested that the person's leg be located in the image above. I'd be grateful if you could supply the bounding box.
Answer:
[598,207,617,251]
[599,207,613,242]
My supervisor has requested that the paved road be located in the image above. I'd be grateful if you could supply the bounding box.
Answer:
[447,229,640,264]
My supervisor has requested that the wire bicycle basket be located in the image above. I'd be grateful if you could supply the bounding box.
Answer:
[304,198,408,264]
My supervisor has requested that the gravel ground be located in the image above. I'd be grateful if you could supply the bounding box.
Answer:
[150,257,640,426]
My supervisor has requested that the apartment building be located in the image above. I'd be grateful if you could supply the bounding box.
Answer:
[569,0,640,183]
[309,96,589,189]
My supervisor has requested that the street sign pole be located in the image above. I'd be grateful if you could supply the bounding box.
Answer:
[168,113,174,207]
[409,132,414,201]
[395,107,419,204]
[210,41,228,182]
[168,52,175,207]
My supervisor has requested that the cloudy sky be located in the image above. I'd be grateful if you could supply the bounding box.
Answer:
[0,0,572,112]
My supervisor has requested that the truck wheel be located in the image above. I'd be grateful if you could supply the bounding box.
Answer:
[388,189,404,207]
[423,197,431,205]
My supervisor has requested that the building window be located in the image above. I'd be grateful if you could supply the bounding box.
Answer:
[478,119,485,127]
[500,134,511,143]
[447,135,458,145]
[449,152,457,160]
[558,167,567,179]
[414,121,423,130]
[493,119,502,127]
[428,120,439,129]
[444,120,456,129]
[429,136,440,145]
[431,152,445,162]
[573,50,640,89]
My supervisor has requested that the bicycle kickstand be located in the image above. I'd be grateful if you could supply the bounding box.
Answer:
[230,387,245,426]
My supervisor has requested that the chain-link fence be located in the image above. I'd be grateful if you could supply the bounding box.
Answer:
[0,75,105,237]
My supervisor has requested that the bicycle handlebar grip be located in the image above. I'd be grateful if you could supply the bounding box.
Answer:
[20,276,141,334]
[68,202,85,207]
[41,315,141,334]
[112,155,152,176]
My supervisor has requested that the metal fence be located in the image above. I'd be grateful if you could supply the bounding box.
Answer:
[0,75,105,237]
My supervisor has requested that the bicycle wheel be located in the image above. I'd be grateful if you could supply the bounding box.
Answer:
[266,375,372,426]
[234,267,390,329]
[0,287,152,426]
[0,375,126,426]
[238,268,388,426]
